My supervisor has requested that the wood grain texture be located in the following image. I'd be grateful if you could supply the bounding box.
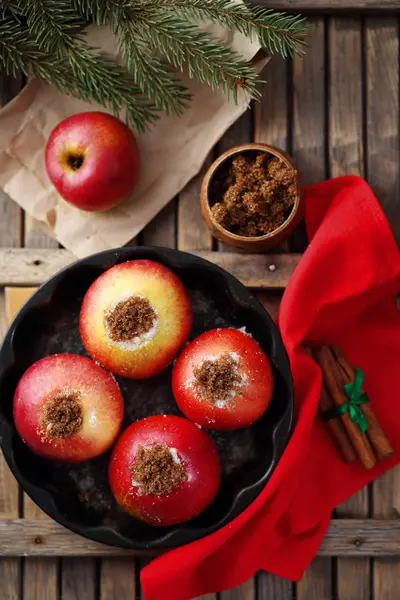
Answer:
[296,557,332,600]
[0,294,21,600]
[19,196,59,600]
[1,519,400,557]
[100,558,136,600]
[0,248,300,288]
[367,17,400,600]
[292,16,326,254]
[220,578,255,599]
[61,558,96,600]
[216,111,252,253]
[254,57,289,151]
[257,571,293,600]
[366,17,400,245]
[329,16,370,600]
[293,17,331,593]
[256,0,400,9]
[254,55,291,254]
[178,155,213,252]
[0,74,23,250]
[0,73,23,599]
[293,18,326,185]
[141,200,176,248]
[6,287,59,600]
[291,16,330,594]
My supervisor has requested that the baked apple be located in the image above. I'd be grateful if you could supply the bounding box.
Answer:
[108,415,220,526]
[80,260,192,378]
[13,354,124,462]
[172,328,273,430]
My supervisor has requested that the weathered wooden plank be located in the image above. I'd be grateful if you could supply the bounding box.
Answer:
[296,557,332,600]
[292,17,330,594]
[0,519,400,557]
[366,17,400,244]
[0,74,23,597]
[100,558,136,600]
[256,0,400,9]
[21,209,60,600]
[367,16,400,600]
[292,16,325,255]
[6,285,59,599]
[328,16,370,600]
[220,578,255,599]
[140,200,176,248]
[217,111,252,253]
[254,57,289,151]
[0,248,300,288]
[61,558,96,600]
[0,74,23,250]
[257,571,293,600]
[0,292,20,600]
[254,55,291,254]
[178,155,213,252]
[293,18,326,185]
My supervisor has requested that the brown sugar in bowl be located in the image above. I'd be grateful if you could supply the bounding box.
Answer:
[200,143,305,252]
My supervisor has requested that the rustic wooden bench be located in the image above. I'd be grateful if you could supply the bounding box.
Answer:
[1,1,399,598]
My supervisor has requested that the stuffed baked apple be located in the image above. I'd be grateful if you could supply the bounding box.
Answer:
[109,415,220,526]
[13,354,124,462]
[172,328,273,430]
[80,260,192,378]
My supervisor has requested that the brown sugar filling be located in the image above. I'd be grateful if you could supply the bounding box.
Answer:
[105,296,157,342]
[131,444,188,496]
[210,153,297,237]
[42,391,83,439]
[193,352,242,405]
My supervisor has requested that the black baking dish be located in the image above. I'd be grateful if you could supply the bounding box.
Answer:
[0,246,293,550]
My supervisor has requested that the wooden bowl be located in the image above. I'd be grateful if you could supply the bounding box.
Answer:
[200,143,305,252]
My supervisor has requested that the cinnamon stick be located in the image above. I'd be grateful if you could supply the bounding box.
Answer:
[331,345,394,460]
[305,348,356,462]
[314,346,377,470]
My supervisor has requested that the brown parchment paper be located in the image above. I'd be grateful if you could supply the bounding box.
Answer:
[0,26,268,257]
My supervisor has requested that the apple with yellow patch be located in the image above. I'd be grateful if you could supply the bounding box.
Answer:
[45,112,140,212]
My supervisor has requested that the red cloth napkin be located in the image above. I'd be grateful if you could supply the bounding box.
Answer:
[141,176,400,600]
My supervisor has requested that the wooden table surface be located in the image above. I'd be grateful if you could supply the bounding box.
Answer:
[1,3,400,599]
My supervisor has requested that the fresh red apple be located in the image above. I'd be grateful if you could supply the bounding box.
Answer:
[172,328,274,430]
[45,112,140,212]
[80,260,193,379]
[109,415,220,526]
[13,354,124,462]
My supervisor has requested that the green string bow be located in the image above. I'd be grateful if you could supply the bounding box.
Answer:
[335,367,369,434]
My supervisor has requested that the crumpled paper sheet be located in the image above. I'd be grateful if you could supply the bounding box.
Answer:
[0,26,268,258]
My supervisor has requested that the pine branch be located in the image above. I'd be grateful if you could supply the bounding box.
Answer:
[0,17,39,77]
[137,0,308,57]
[117,21,192,115]
[132,10,261,101]
[76,1,191,114]
[0,11,157,131]
[23,0,85,54]
[1,0,308,130]
[72,0,133,26]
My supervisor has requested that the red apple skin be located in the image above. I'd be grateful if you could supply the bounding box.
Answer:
[172,328,274,431]
[109,415,220,526]
[13,354,124,463]
[45,112,140,212]
[80,260,193,379]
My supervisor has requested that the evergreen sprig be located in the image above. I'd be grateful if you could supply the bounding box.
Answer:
[0,0,308,130]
